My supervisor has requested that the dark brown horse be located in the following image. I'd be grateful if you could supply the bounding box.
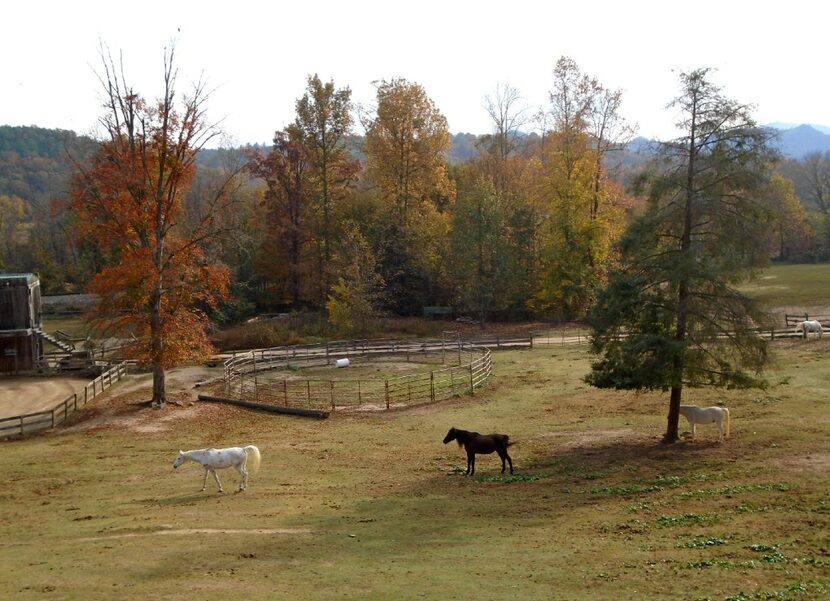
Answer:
[443,427,514,475]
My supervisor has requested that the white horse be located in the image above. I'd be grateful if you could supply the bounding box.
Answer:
[679,405,730,442]
[173,445,261,492]
[794,320,823,338]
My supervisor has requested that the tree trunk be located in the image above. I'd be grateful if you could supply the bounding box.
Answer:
[664,87,697,444]
[152,361,166,407]
[150,278,166,407]
[664,385,682,443]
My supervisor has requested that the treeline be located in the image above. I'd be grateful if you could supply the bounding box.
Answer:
[0,59,827,322]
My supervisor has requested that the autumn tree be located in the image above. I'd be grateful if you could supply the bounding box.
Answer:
[71,46,236,406]
[763,174,813,260]
[781,151,830,260]
[363,78,454,314]
[530,57,631,319]
[326,222,385,337]
[0,194,27,270]
[449,176,513,322]
[290,75,358,307]
[586,68,777,443]
[246,131,312,308]
[364,78,453,214]
[479,83,528,195]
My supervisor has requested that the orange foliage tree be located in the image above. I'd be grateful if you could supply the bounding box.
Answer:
[71,46,233,406]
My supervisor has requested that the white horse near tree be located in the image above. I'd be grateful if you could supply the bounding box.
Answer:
[173,446,261,492]
[679,405,730,442]
[794,320,823,338]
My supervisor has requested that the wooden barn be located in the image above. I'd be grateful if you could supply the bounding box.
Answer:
[0,273,43,373]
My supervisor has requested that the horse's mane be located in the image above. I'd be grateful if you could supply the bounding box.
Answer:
[454,429,477,447]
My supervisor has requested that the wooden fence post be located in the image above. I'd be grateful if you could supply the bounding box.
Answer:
[253,353,258,402]
[385,380,390,409]
[430,371,435,402]
[469,364,474,395]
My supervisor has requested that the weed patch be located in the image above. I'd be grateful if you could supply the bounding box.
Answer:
[657,512,717,527]
[681,536,729,548]
[723,581,826,601]
[679,483,791,499]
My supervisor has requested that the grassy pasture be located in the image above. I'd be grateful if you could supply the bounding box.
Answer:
[1,338,828,600]
[741,263,830,312]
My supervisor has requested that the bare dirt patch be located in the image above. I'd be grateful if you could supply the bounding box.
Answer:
[776,451,830,474]
[77,527,313,542]
[537,428,647,448]
[62,364,228,434]
[0,376,90,419]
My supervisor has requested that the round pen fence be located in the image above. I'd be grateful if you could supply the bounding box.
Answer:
[221,339,492,412]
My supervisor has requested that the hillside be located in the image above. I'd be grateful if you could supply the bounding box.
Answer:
[0,125,96,204]
[767,123,830,158]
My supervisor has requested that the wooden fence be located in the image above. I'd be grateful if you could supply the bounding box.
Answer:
[222,339,492,412]
[0,362,129,439]
[784,314,830,329]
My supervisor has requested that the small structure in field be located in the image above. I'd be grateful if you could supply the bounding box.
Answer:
[0,273,43,373]
[0,273,85,374]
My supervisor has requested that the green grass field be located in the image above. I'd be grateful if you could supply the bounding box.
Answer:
[2,337,828,600]
[741,263,830,310]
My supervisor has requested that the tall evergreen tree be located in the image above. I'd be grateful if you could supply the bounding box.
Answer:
[586,69,778,443]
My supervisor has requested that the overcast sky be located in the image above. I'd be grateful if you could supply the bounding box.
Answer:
[3,0,829,146]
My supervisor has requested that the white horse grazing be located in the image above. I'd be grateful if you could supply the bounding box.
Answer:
[794,320,823,338]
[173,446,261,492]
[679,405,731,442]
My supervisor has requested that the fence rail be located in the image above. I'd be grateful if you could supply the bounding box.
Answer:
[0,362,129,439]
[783,313,830,329]
[221,339,492,412]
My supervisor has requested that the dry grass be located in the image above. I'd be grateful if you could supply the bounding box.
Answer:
[1,339,828,600]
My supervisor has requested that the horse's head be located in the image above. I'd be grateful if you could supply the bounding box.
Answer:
[172,451,186,469]
[442,428,456,445]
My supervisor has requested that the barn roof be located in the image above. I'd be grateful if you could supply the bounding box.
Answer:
[0,273,39,287]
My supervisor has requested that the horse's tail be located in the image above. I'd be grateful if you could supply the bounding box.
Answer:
[244,445,261,472]
[724,408,730,439]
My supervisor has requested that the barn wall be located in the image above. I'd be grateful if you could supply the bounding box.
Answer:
[0,274,43,373]
[0,335,37,373]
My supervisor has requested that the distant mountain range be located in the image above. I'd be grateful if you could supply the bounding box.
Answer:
[765,123,830,158]
[624,124,830,161]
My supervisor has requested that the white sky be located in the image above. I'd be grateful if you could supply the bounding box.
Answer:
[3,0,829,146]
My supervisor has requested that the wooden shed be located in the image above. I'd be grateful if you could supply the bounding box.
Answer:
[0,273,43,373]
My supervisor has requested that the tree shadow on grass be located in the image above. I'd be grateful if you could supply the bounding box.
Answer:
[132,491,241,506]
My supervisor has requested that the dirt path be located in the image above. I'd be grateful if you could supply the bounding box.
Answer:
[0,365,225,430]
[0,377,90,420]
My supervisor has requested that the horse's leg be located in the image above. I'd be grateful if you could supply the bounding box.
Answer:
[505,449,513,474]
[690,422,696,441]
[237,464,248,491]
[210,468,224,493]
[201,467,209,492]
[717,418,724,442]
[467,451,475,475]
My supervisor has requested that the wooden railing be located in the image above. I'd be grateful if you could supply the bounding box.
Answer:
[0,362,129,439]
[222,339,492,412]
